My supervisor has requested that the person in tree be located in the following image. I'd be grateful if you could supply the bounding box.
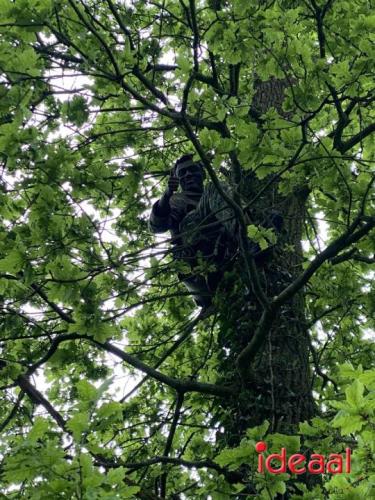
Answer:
[149,154,284,307]
[149,154,238,307]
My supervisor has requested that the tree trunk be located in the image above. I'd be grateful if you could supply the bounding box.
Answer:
[215,79,315,446]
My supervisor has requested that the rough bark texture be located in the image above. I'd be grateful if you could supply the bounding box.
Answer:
[214,78,315,446]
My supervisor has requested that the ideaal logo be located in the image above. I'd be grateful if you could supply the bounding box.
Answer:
[256,441,351,475]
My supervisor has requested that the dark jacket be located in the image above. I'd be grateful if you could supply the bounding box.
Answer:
[149,191,202,238]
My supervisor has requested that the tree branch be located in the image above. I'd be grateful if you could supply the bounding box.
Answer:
[120,310,211,401]
[330,248,375,265]
[160,393,184,498]
[16,374,67,431]
[96,340,233,397]
[236,215,375,375]
[0,391,25,433]
[181,115,269,310]
[30,283,75,324]
[334,123,375,154]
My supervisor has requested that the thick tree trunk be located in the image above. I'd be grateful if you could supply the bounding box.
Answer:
[215,79,315,446]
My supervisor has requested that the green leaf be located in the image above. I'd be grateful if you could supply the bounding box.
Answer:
[346,380,365,409]
[246,421,270,440]
[359,370,375,388]
[97,402,123,420]
[66,412,90,441]
[28,417,49,442]
[214,443,254,470]
[106,467,126,485]
[332,413,365,434]
[61,96,89,126]
[0,249,24,273]
[76,379,98,402]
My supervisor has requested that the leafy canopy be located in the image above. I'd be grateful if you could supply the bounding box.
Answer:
[0,0,374,498]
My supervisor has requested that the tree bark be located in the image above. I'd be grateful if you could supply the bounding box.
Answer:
[215,78,315,446]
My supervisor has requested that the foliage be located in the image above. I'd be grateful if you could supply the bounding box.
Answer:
[0,0,373,498]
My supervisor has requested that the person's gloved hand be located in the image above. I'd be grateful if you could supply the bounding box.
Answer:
[166,173,179,197]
